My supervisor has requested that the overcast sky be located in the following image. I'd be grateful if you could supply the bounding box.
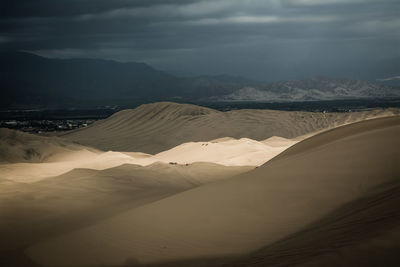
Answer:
[1,0,399,80]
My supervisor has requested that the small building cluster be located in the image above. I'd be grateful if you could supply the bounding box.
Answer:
[0,119,96,133]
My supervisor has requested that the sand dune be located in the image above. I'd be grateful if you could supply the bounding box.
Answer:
[61,102,400,153]
[0,151,136,183]
[0,128,99,163]
[0,162,251,256]
[2,106,399,266]
[151,137,297,166]
[232,179,400,267]
[0,135,295,183]
[26,116,400,266]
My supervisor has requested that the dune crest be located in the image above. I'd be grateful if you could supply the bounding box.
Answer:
[1,134,296,183]
[153,137,297,166]
[61,102,400,153]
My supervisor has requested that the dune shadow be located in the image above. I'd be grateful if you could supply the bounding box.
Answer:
[6,180,400,267]
[229,179,400,266]
[118,180,400,267]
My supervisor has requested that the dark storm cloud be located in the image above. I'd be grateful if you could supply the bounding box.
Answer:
[0,0,201,18]
[1,0,399,80]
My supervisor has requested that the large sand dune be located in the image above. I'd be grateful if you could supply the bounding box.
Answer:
[232,180,400,267]
[1,126,263,264]
[0,162,251,257]
[1,106,399,266]
[61,102,399,153]
[26,116,400,266]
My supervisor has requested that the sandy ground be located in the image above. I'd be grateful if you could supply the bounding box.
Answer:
[61,102,400,153]
[0,128,99,163]
[1,128,263,266]
[0,162,252,258]
[21,116,400,267]
[1,104,399,267]
[0,135,296,184]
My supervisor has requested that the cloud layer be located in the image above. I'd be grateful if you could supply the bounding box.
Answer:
[1,0,399,80]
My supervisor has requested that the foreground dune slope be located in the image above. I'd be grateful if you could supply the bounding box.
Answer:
[61,102,399,153]
[231,179,400,267]
[0,162,251,255]
[26,116,400,266]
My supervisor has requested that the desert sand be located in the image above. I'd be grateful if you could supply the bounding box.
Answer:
[1,103,399,267]
[0,131,297,184]
[0,126,254,265]
[0,128,100,163]
[61,102,400,153]
[0,162,252,259]
[22,116,400,266]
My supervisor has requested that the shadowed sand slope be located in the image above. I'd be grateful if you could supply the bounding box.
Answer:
[26,116,400,266]
[0,162,252,254]
[230,179,400,267]
[61,102,400,153]
[0,128,99,163]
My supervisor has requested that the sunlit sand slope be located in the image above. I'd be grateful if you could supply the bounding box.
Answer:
[26,116,400,266]
[61,102,399,153]
[150,137,297,166]
[0,135,295,183]
[0,151,141,183]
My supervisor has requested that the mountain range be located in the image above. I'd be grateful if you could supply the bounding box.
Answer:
[218,77,400,102]
[1,51,399,108]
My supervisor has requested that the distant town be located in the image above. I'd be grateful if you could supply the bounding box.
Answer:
[0,107,118,133]
[0,119,97,133]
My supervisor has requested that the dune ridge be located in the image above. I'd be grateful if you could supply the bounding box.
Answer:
[61,102,400,153]
[0,134,296,183]
[25,116,400,266]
